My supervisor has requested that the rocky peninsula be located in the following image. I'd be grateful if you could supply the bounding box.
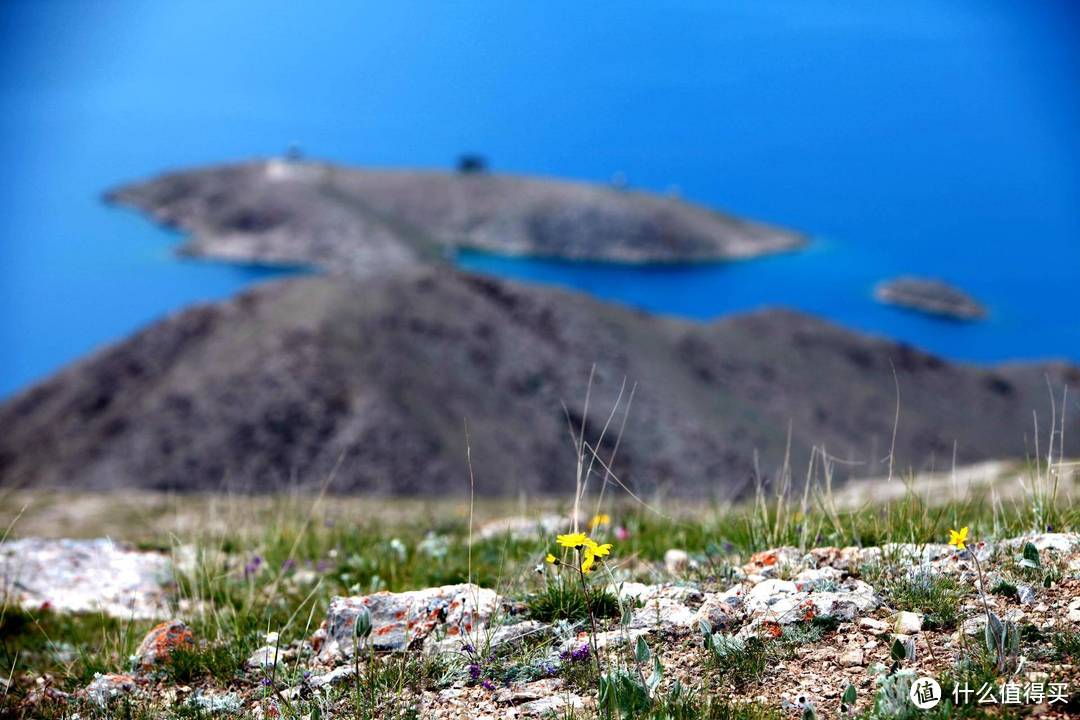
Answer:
[104,159,807,269]
[874,276,987,321]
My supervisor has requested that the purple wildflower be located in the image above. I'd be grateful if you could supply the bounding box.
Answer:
[481,679,495,691]
[280,558,296,573]
[261,677,272,687]
[468,664,481,680]
[560,643,590,664]
[244,555,263,579]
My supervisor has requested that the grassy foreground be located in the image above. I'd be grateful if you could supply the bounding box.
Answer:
[1,459,1078,719]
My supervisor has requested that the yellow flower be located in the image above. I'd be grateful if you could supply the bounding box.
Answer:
[579,542,614,574]
[557,532,588,549]
[948,526,969,551]
[545,553,556,564]
[553,532,616,574]
[590,543,613,558]
[589,513,611,530]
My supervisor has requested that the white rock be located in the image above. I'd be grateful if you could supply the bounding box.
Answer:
[0,538,171,619]
[478,515,570,541]
[664,549,691,575]
[245,645,282,670]
[893,611,923,634]
[628,597,696,630]
[1007,533,1079,554]
[859,617,889,633]
[746,579,798,610]
[522,692,583,716]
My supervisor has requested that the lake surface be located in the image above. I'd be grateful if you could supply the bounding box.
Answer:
[3,1,1079,397]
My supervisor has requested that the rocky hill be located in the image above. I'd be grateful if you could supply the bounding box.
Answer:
[1,268,1075,496]
[104,160,806,270]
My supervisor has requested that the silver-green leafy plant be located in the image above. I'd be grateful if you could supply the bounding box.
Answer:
[840,683,857,717]
[698,619,745,658]
[984,611,1021,675]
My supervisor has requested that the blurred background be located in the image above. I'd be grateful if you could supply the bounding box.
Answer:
[3,0,1080,399]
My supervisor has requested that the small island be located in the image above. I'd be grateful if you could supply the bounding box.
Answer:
[104,159,807,271]
[874,276,987,321]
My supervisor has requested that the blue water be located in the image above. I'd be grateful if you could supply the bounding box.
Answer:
[3,1,1080,398]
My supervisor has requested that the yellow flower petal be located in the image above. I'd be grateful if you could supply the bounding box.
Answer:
[948,527,969,551]
[589,513,611,530]
[591,543,613,558]
[545,553,556,564]
[581,552,596,574]
[557,532,588,549]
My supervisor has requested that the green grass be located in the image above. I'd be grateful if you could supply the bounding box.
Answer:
[526,580,622,623]
[702,635,784,686]
[162,641,251,685]
[1051,630,1080,662]
[0,606,153,691]
[880,569,964,629]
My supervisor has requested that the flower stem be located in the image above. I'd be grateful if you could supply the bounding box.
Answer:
[576,552,603,683]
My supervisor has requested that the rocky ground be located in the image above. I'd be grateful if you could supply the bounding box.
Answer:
[3,528,1078,719]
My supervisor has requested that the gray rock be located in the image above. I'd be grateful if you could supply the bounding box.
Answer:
[85,673,138,707]
[522,691,584,717]
[691,595,741,631]
[839,647,865,667]
[307,665,356,689]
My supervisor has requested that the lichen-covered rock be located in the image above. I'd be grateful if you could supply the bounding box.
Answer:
[0,538,171,619]
[314,583,500,660]
[133,620,194,670]
[85,673,138,706]
[743,547,806,578]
